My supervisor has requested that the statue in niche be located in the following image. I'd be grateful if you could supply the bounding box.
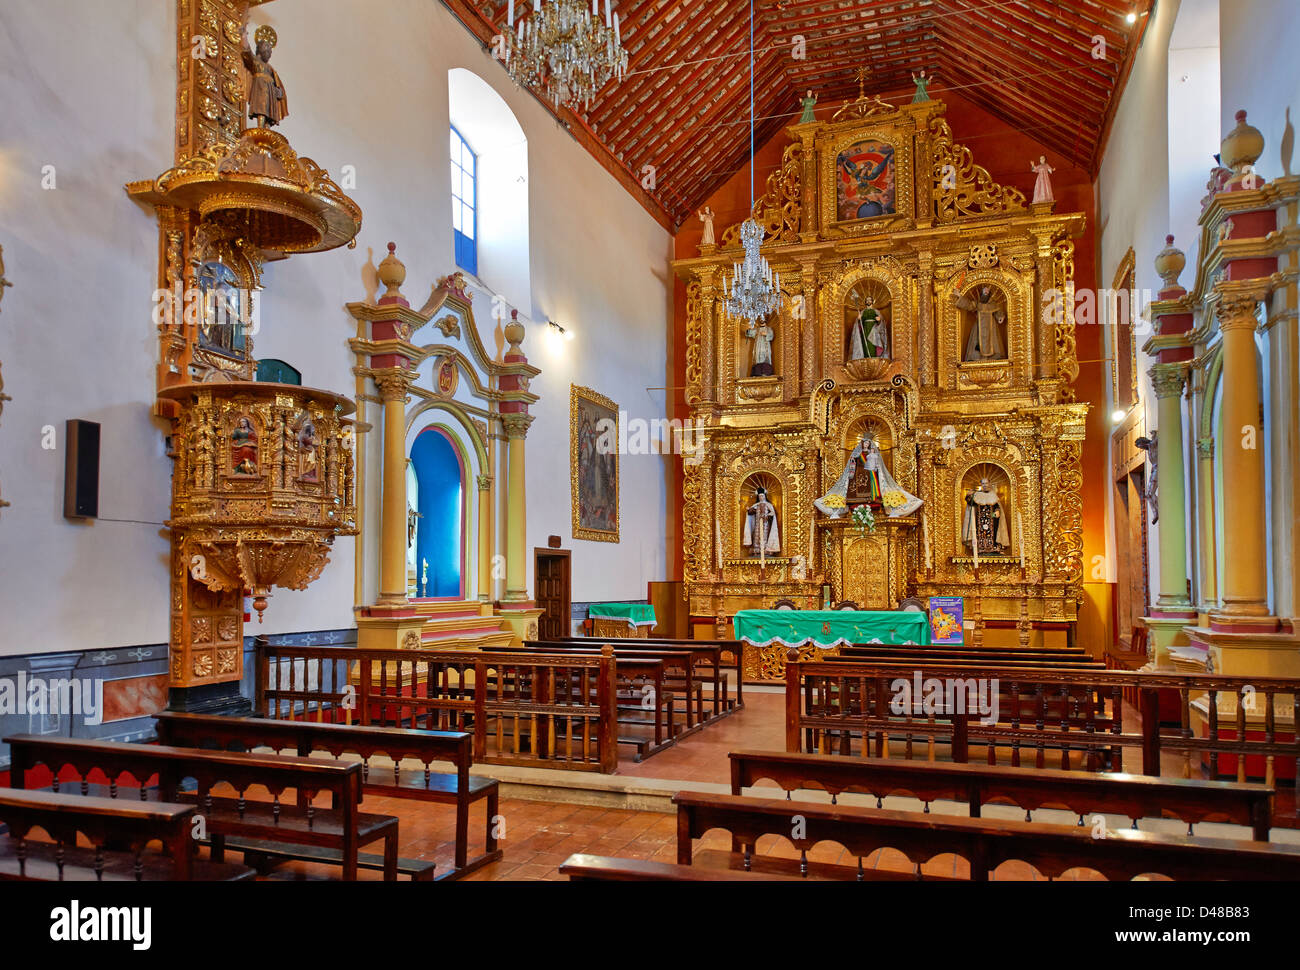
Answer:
[745,318,775,377]
[231,416,259,475]
[953,285,1007,361]
[742,486,780,556]
[1030,156,1056,204]
[196,260,248,356]
[242,24,288,128]
[407,502,422,547]
[848,293,889,360]
[297,416,319,482]
[815,436,922,518]
[962,478,1009,555]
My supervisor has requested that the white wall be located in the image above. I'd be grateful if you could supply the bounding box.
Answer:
[1097,0,1182,595]
[0,0,672,656]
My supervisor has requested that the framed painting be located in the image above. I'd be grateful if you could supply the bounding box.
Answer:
[835,139,896,222]
[570,384,619,542]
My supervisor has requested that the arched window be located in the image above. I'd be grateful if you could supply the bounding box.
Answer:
[448,69,530,308]
[451,124,478,276]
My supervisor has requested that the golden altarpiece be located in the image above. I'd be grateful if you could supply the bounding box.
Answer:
[673,89,1089,677]
[124,0,360,710]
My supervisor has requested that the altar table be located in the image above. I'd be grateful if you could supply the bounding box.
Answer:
[589,603,657,639]
[733,609,930,681]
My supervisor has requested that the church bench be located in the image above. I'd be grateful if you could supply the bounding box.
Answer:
[0,788,254,881]
[4,735,398,881]
[255,643,620,773]
[729,750,1273,839]
[786,661,1300,790]
[495,647,679,755]
[523,640,724,726]
[152,712,498,878]
[558,853,813,881]
[672,790,1300,881]
[544,636,743,712]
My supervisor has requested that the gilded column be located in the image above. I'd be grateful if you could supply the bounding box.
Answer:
[1149,364,1192,611]
[502,415,531,602]
[374,369,415,606]
[499,315,533,605]
[1212,283,1274,625]
[699,276,717,406]
[798,258,818,396]
[476,474,493,602]
[1196,437,1218,613]
[917,252,934,386]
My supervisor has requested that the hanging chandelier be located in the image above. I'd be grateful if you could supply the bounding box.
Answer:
[503,0,628,110]
[723,0,781,325]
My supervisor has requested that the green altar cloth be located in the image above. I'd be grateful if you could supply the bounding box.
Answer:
[733,609,929,649]
[589,603,657,628]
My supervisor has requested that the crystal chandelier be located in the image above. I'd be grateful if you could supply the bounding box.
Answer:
[723,0,781,324]
[503,0,629,110]
[724,219,781,322]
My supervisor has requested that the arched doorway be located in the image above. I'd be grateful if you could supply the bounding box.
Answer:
[410,427,465,598]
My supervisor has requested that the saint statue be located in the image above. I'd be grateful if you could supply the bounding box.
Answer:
[242,24,288,128]
[911,70,933,103]
[962,478,1010,555]
[1030,155,1055,204]
[798,90,817,124]
[815,436,922,519]
[953,285,1007,361]
[745,319,775,377]
[297,417,318,482]
[848,294,889,360]
[231,416,258,475]
[743,487,780,556]
[697,206,715,247]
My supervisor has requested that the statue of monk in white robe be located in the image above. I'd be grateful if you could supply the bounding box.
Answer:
[953,286,1007,361]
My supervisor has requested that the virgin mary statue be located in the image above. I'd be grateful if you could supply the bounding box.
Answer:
[815,436,922,518]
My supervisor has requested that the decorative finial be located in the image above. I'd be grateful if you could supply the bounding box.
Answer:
[504,309,525,351]
[1154,234,1186,292]
[376,241,406,297]
[855,66,870,99]
[1221,108,1265,187]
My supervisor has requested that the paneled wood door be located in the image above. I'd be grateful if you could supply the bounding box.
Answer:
[534,548,571,641]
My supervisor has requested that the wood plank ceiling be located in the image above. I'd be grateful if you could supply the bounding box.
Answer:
[442,0,1154,230]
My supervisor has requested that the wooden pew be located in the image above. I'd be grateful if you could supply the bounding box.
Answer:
[5,735,399,881]
[672,790,1300,881]
[729,749,1273,839]
[153,712,496,878]
[489,649,676,758]
[0,788,254,881]
[521,641,719,727]
[559,853,811,881]
[256,643,620,773]
[544,636,743,713]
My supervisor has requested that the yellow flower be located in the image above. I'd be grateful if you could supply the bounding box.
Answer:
[882,489,907,509]
[822,494,846,508]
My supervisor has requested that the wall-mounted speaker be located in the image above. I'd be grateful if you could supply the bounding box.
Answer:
[63,419,100,519]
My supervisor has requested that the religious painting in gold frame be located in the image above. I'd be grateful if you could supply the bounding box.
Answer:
[570,384,619,543]
[819,124,914,234]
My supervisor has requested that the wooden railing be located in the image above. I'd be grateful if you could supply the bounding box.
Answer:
[255,643,618,773]
[785,660,1300,799]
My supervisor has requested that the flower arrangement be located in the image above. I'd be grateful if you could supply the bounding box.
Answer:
[882,489,908,510]
[821,494,846,510]
[851,504,876,535]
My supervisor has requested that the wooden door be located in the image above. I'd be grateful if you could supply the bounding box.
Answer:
[533,549,571,641]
